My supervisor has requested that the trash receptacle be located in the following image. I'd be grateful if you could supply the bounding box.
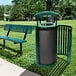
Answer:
[35,11,60,66]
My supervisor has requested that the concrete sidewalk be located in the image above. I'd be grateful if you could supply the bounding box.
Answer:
[0,58,40,76]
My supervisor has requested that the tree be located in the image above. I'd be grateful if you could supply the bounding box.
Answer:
[4,5,12,14]
[10,0,25,21]
[10,0,76,20]
[0,6,4,20]
[46,0,61,11]
[11,0,46,21]
[58,0,76,19]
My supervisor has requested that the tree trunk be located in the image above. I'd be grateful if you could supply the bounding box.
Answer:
[46,0,54,22]
[46,0,53,11]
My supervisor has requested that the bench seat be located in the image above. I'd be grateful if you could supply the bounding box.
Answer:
[0,36,27,43]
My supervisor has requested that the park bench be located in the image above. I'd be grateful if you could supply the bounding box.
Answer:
[0,24,35,56]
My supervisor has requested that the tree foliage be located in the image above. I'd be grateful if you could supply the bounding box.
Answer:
[0,6,4,20]
[10,0,25,21]
[10,0,46,21]
[1,0,75,21]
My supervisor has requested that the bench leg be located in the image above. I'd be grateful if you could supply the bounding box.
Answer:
[16,43,22,56]
[20,43,22,56]
[3,39,5,49]
[67,51,71,65]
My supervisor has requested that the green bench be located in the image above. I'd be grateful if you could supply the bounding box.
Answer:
[0,24,35,56]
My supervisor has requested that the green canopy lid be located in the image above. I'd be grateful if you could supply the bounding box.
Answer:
[34,11,60,18]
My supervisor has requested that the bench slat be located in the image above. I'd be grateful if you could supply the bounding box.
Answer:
[4,24,35,34]
[0,36,27,43]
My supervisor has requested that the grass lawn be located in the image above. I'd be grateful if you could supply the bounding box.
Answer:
[0,20,76,76]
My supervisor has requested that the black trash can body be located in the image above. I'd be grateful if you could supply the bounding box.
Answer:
[36,26,57,65]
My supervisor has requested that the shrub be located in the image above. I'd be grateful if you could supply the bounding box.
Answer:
[64,15,74,20]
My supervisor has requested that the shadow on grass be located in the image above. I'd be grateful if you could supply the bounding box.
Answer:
[27,57,68,76]
[0,25,4,28]
[0,44,19,59]
[0,49,16,59]
[0,44,19,52]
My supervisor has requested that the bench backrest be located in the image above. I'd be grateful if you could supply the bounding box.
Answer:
[4,24,35,34]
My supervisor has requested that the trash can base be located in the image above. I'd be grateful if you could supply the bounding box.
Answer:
[38,60,57,66]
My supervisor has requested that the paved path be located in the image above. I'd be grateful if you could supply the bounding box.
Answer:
[0,58,40,76]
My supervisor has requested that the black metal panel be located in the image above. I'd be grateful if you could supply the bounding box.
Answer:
[36,27,57,65]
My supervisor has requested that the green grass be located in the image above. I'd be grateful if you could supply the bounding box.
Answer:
[0,20,76,76]
[0,21,36,26]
